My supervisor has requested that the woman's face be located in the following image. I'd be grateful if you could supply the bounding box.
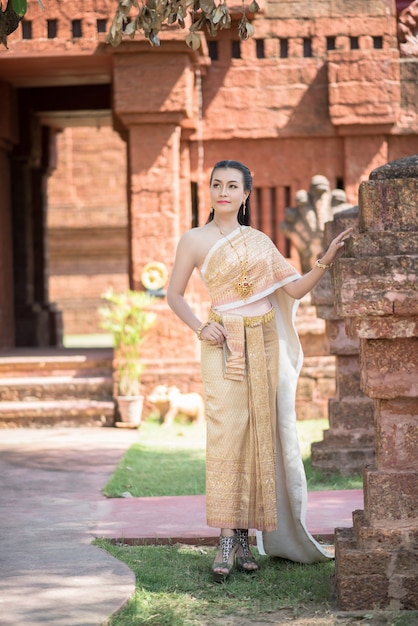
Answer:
[210,168,248,217]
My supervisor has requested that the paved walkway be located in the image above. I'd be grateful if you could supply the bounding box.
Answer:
[0,428,363,626]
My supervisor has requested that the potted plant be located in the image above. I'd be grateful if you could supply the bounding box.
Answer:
[98,288,157,427]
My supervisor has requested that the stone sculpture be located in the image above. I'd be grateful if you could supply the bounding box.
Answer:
[147,384,205,427]
[398,0,418,58]
[280,175,353,273]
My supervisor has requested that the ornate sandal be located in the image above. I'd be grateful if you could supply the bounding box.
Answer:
[234,529,258,573]
[212,535,237,583]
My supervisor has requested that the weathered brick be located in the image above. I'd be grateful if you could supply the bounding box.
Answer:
[375,398,418,470]
[359,178,418,232]
[364,468,418,522]
[360,338,418,399]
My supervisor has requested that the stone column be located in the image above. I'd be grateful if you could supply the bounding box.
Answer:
[311,208,375,475]
[333,155,418,610]
[0,82,17,348]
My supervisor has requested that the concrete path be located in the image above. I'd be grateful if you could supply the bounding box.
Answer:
[0,428,138,626]
[0,427,363,626]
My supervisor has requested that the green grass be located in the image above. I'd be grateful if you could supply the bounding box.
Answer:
[96,541,418,626]
[103,416,362,498]
[96,540,335,626]
[64,333,113,348]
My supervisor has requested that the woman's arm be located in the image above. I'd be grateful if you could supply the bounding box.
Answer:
[282,227,353,300]
[166,231,203,333]
[167,230,228,344]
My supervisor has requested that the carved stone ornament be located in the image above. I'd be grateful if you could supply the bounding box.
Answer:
[141,261,168,291]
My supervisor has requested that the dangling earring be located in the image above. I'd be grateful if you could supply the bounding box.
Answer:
[242,201,246,216]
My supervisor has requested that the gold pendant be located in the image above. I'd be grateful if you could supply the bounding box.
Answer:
[234,273,255,299]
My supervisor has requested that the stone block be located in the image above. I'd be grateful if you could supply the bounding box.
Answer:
[360,338,418,399]
[363,468,418,522]
[311,269,333,307]
[347,231,418,258]
[311,442,374,476]
[335,527,389,610]
[376,398,418,470]
[335,526,390,576]
[393,574,418,610]
[346,316,418,339]
[335,355,362,397]
[339,516,418,609]
[314,305,339,321]
[329,397,375,430]
[359,178,418,232]
[369,154,418,180]
[322,427,374,447]
[353,509,418,551]
[325,319,359,355]
[394,548,418,573]
[334,256,418,318]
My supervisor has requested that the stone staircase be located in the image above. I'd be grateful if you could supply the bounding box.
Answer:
[0,348,116,427]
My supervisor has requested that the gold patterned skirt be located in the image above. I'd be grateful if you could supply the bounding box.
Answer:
[201,310,278,531]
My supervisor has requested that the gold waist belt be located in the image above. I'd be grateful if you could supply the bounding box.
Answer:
[208,308,275,381]
[208,307,275,328]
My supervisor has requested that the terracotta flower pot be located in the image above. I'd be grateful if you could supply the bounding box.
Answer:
[116,395,144,428]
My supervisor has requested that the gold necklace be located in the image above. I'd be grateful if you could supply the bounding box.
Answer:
[214,221,255,299]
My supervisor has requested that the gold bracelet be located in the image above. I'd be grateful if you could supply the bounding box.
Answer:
[315,259,333,270]
[196,321,210,340]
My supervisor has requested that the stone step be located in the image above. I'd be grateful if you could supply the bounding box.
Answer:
[322,427,375,447]
[311,445,375,476]
[0,376,113,402]
[0,399,116,428]
[0,349,116,427]
[0,348,114,378]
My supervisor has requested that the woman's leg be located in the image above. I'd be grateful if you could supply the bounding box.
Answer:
[212,528,237,582]
[234,528,258,571]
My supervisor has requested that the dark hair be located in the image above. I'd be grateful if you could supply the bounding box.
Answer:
[207,160,252,226]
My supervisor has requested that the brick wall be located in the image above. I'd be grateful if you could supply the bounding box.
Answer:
[47,126,129,336]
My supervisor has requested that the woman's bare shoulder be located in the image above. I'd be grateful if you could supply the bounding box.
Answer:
[178,224,220,265]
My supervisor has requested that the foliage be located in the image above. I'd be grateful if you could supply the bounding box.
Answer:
[11,0,27,17]
[107,0,260,49]
[98,288,156,396]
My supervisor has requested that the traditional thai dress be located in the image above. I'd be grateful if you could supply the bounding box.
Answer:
[199,226,331,563]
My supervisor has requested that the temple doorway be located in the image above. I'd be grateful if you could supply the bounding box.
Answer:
[47,124,129,348]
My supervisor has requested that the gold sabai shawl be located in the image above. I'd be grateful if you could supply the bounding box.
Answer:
[200,226,299,311]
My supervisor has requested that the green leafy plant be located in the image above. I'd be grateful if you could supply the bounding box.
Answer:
[98,288,156,396]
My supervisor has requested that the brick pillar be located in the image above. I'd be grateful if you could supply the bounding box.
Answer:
[0,82,16,348]
[333,155,418,610]
[112,47,207,367]
[311,207,375,475]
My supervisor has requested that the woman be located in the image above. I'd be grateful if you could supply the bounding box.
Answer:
[167,160,352,582]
